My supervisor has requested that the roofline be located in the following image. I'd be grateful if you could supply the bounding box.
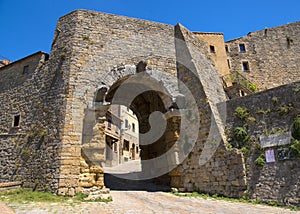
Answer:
[225,37,243,43]
[106,110,123,123]
[226,20,300,43]
[0,51,49,71]
[193,32,224,35]
[58,9,173,28]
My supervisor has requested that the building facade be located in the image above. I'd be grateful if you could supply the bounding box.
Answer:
[193,32,230,78]
[225,22,300,90]
[119,105,140,163]
[104,105,139,167]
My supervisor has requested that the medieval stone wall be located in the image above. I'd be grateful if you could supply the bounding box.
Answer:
[53,10,178,195]
[224,81,300,205]
[0,49,69,193]
[170,24,247,197]
[226,21,300,90]
[0,52,46,91]
[51,10,250,196]
[1,9,299,201]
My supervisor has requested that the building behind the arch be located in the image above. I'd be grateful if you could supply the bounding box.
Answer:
[0,10,299,206]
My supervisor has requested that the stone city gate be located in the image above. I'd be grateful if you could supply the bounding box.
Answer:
[74,60,242,196]
[80,64,186,188]
[0,10,247,198]
[54,10,246,196]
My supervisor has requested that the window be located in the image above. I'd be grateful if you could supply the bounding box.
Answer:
[239,90,246,97]
[123,140,130,151]
[287,37,293,49]
[13,114,20,127]
[209,45,215,53]
[132,123,135,132]
[242,61,250,72]
[239,44,246,52]
[125,119,128,128]
[107,117,112,129]
[23,65,29,74]
[225,45,229,52]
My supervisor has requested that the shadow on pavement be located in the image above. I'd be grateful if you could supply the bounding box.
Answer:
[104,173,170,192]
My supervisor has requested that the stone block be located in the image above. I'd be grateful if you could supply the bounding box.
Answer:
[169,168,182,176]
[68,188,76,196]
[85,193,111,201]
[231,180,240,187]
[89,165,104,174]
[58,188,68,196]
[170,177,182,188]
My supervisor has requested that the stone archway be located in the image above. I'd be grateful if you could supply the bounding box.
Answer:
[49,11,247,197]
[80,64,186,191]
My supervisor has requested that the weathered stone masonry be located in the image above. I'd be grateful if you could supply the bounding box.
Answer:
[0,50,69,192]
[52,10,246,196]
[0,10,299,205]
[226,21,300,90]
[224,81,300,205]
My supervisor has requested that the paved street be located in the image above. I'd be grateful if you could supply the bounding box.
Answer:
[3,190,300,214]
[103,160,142,174]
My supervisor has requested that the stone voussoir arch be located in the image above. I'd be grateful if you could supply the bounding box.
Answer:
[96,62,183,107]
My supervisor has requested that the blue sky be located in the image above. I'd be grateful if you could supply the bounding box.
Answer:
[1,0,300,61]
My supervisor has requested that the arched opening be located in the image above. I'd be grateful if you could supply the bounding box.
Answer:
[103,75,176,191]
[81,72,182,191]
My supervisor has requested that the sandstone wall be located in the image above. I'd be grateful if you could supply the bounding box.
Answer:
[0,49,69,193]
[226,21,300,90]
[0,52,46,91]
[53,10,247,197]
[53,10,178,195]
[224,81,300,205]
[170,24,247,197]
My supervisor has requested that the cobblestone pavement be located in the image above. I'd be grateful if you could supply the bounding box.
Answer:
[3,190,300,214]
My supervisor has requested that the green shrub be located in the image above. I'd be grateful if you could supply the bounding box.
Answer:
[234,107,249,120]
[255,108,271,115]
[277,104,293,115]
[233,127,249,147]
[255,155,265,167]
[292,115,300,140]
[290,139,300,157]
[248,83,258,92]
[247,117,256,123]
[241,146,250,156]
